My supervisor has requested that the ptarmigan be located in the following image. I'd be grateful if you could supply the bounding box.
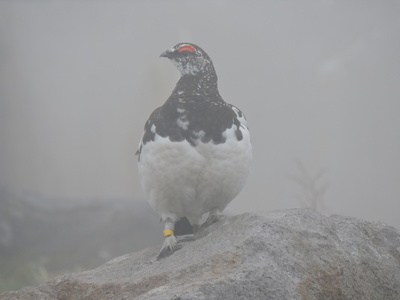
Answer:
[137,43,252,258]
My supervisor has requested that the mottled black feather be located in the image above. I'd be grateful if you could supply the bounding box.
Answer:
[141,95,243,147]
[139,43,245,157]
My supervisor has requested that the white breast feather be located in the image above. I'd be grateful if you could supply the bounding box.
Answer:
[138,125,251,225]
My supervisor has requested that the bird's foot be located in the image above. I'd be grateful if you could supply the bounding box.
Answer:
[192,224,200,234]
[157,234,178,260]
[202,209,220,229]
[178,234,195,242]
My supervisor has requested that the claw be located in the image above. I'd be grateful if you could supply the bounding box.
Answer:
[157,234,178,259]
[157,217,178,260]
[203,208,220,228]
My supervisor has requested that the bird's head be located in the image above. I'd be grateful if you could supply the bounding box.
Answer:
[160,43,215,76]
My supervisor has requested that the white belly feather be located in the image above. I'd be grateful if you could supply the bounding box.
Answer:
[138,124,251,225]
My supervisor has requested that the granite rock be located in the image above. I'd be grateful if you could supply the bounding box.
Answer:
[2,209,399,300]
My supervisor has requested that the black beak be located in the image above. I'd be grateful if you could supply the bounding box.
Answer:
[160,49,174,58]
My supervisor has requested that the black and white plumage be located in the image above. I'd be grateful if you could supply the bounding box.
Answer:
[137,43,252,258]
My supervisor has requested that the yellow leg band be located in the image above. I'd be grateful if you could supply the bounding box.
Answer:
[163,229,174,237]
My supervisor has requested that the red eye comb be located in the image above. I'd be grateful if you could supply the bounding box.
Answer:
[177,44,196,53]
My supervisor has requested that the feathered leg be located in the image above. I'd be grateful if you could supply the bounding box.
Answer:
[203,208,221,228]
[157,217,177,259]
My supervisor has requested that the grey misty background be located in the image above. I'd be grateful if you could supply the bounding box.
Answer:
[0,0,399,291]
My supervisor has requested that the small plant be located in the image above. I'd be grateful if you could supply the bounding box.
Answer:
[288,159,330,213]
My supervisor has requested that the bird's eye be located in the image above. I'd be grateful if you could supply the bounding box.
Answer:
[177,44,196,53]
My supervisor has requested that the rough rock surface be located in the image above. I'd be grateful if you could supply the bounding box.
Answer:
[0,186,163,291]
[2,209,400,300]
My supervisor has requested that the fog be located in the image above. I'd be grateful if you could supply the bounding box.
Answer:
[1,0,399,232]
